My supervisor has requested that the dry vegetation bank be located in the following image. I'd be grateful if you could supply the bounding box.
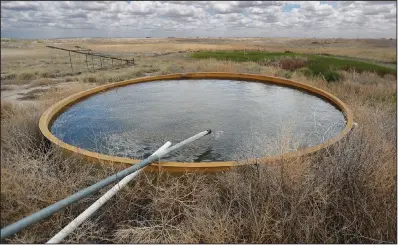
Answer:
[0,38,396,243]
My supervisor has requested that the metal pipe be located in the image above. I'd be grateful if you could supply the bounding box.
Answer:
[47,141,172,243]
[68,51,73,73]
[85,54,89,72]
[165,129,211,153]
[1,130,211,240]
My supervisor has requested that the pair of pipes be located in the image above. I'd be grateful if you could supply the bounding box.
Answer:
[1,130,212,243]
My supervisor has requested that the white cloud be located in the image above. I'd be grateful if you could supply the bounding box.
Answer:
[1,1,42,11]
[0,1,396,39]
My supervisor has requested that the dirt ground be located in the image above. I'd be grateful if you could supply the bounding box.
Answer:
[1,37,396,106]
[1,37,396,61]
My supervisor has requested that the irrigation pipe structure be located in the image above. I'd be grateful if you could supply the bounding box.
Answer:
[47,141,172,243]
[1,129,212,241]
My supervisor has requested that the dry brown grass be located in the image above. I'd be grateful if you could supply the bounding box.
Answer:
[27,78,61,89]
[1,38,396,73]
[279,57,308,71]
[0,43,396,243]
[259,56,308,71]
[0,100,16,119]
[1,98,395,243]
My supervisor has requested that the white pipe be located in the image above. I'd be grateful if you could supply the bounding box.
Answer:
[47,141,172,244]
[47,129,212,243]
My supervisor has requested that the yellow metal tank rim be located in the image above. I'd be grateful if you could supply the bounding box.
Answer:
[39,73,354,173]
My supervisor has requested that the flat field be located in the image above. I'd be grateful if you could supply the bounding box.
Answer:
[1,37,396,243]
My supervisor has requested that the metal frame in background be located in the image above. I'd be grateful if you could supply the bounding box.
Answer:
[46,45,135,72]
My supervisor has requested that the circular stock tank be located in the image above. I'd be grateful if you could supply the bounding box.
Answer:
[39,73,353,173]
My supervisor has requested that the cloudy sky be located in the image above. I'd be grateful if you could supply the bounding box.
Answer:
[1,1,396,39]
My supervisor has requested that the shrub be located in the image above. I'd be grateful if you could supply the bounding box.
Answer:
[259,57,307,71]
[2,73,17,80]
[18,72,36,81]
[258,57,279,67]
[297,67,313,77]
[323,70,341,82]
[145,67,160,73]
[133,70,145,77]
[83,75,97,83]
[40,72,56,78]
[1,100,16,119]
[65,77,73,82]
[275,70,292,79]
[166,64,184,73]
[279,57,308,71]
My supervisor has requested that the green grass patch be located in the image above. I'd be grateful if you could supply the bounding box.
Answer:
[191,51,396,82]
[191,50,297,62]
